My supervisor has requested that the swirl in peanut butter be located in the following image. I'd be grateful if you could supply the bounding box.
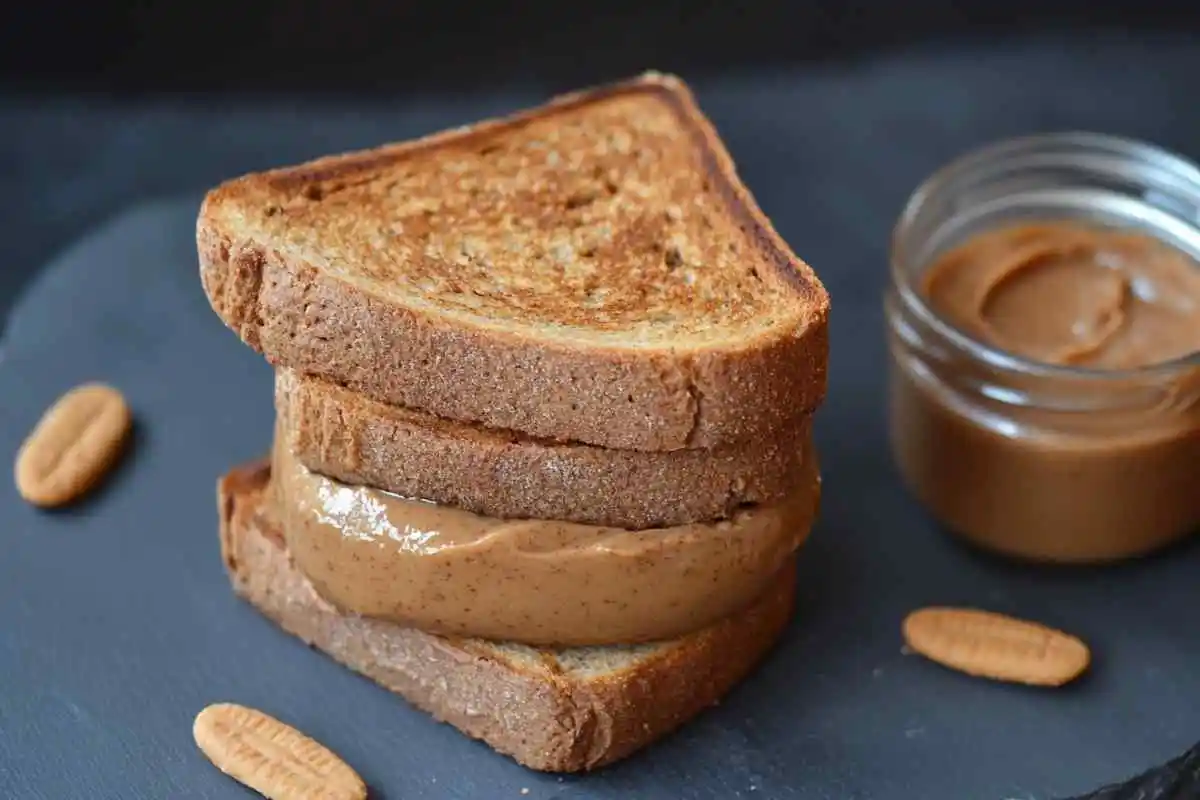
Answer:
[922,222,1200,368]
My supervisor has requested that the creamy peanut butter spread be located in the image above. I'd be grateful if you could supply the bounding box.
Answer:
[272,438,820,646]
[891,220,1200,562]
[923,222,1200,368]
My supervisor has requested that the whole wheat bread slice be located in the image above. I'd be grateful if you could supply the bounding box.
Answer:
[277,368,814,528]
[218,460,796,772]
[199,72,829,452]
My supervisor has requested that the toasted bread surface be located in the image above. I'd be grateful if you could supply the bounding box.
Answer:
[277,368,814,528]
[199,73,829,451]
[218,459,796,772]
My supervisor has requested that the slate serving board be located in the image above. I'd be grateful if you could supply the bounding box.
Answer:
[0,195,1197,800]
[4,38,1200,795]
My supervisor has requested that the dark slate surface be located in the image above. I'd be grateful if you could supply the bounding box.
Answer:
[1,34,1199,800]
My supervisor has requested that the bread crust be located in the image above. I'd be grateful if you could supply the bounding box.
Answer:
[198,73,829,452]
[218,459,796,772]
[277,368,813,528]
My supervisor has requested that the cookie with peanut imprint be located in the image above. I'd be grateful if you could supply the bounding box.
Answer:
[902,607,1090,687]
[14,383,132,508]
[193,702,367,800]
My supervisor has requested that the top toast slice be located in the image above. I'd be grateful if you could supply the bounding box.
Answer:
[198,72,829,451]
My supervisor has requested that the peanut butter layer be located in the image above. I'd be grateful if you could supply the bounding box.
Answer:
[923,222,1200,368]
[271,436,819,646]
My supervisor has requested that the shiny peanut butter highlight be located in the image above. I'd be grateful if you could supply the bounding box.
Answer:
[923,222,1200,369]
[272,438,819,646]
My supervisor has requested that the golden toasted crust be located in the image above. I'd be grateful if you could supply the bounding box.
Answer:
[217,460,796,772]
[277,368,814,528]
[198,73,829,451]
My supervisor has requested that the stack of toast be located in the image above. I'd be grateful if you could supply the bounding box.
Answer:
[198,73,830,772]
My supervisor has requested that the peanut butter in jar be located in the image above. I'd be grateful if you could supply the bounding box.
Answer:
[886,134,1200,563]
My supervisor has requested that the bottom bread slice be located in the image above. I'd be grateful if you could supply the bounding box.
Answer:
[217,459,797,772]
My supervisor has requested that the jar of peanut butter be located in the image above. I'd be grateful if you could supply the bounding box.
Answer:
[886,133,1200,563]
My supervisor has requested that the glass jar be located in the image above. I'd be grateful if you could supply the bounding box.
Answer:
[886,133,1200,562]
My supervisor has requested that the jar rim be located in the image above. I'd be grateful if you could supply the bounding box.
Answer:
[891,131,1200,381]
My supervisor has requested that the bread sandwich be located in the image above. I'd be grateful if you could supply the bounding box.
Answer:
[199,72,829,772]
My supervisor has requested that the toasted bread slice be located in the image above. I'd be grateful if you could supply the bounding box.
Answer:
[276,368,814,528]
[199,73,829,452]
[218,460,797,772]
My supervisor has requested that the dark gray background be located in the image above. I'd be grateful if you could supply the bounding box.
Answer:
[2,35,1200,800]
[2,0,1198,95]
